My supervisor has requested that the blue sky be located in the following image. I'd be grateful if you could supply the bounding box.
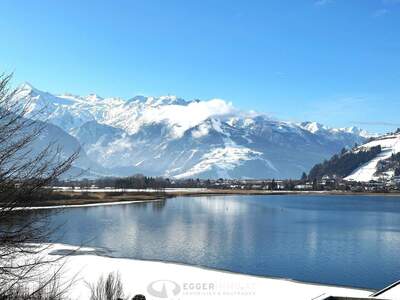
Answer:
[1,0,399,133]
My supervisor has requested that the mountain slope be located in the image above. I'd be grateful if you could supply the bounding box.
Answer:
[308,131,400,182]
[11,83,368,179]
[345,133,400,182]
[308,145,382,180]
[12,118,108,179]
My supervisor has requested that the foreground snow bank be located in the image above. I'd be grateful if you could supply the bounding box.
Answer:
[22,243,374,300]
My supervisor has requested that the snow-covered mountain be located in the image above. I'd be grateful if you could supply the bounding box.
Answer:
[300,122,371,139]
[12,83,369,179]
[12,118,109,179]
[345,132,400,182]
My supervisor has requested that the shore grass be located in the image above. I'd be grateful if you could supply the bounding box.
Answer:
[15,191,169,207]
[3,189,400,209]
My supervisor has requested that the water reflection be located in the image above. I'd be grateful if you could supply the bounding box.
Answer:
[32,195,400,289]
[152,199,166,212]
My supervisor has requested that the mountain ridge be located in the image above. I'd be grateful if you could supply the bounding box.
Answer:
[12,83,370,179]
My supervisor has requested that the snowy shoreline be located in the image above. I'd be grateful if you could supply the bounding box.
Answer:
[23,243,374,300]
[15,199,165,211]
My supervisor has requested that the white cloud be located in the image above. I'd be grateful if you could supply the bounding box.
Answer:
[140,99,237,138]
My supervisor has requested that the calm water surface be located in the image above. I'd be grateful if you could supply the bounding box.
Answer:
[41,195,400,289]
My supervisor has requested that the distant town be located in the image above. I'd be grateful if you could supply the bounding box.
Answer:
[54,173,400,194]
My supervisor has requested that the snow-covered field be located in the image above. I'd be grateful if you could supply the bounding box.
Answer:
[52,187,209,193]
[346,134,400,182]
[16,199,167,211]
[18,243,375,300]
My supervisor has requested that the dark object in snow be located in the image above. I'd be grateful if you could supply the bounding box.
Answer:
[132,295,146,300]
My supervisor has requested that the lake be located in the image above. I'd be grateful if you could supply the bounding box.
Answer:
[38,195,400,290]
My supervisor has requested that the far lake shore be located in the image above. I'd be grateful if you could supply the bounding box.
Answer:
[8,188,400,210]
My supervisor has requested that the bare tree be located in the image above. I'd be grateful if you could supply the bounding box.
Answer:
[87,272,125,300]
[0,73,79,298]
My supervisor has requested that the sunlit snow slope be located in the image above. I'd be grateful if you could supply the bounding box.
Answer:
[345,133,400,182]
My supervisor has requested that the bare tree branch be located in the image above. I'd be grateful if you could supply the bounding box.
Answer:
[0,73,79,297]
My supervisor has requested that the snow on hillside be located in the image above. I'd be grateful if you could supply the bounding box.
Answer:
[11,83,368,179]
[345,133,400,182]
[173,144,264,179]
